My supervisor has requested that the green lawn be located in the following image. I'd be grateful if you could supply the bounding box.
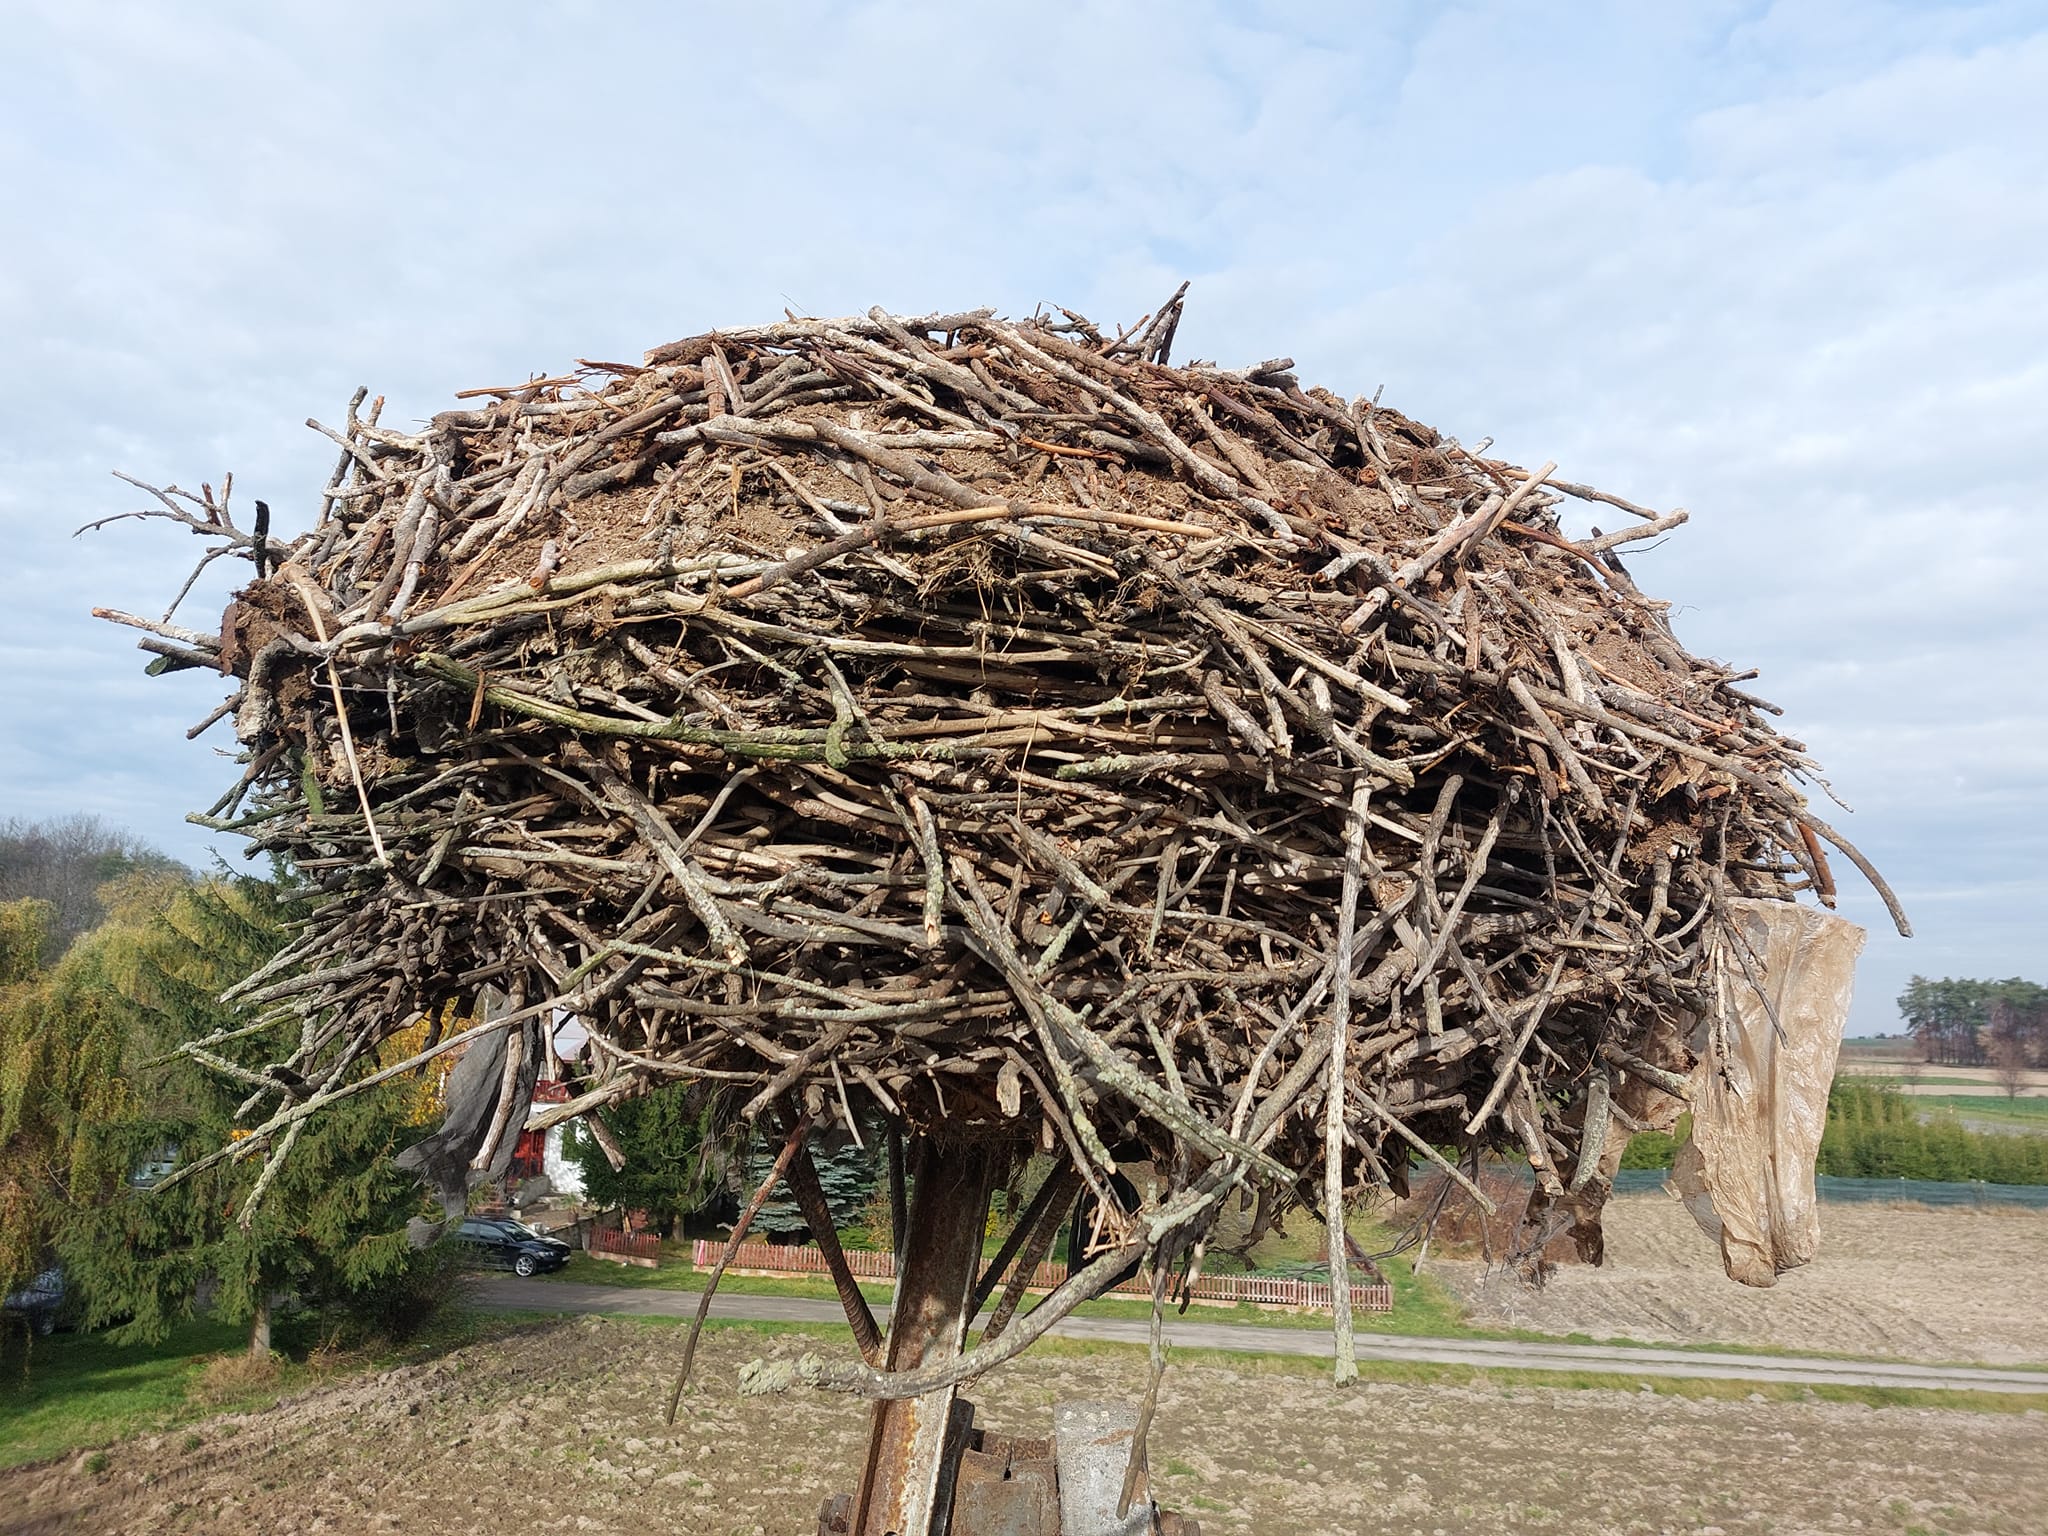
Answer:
[1916,1095,2048,1131]
[543,1240,2047,1370]
[0,1319,281,1471]
[547,1238,1472,1341]
[1864,1076,2032,1088]
[0,1304,516,1472]
[591,1311,2047,1416]
[13,1279,2034,1477]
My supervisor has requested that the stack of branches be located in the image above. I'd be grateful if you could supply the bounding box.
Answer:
[95,289,1905,1389]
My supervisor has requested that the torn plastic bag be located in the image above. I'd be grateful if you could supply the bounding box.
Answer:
[397,993,544,1231]
[1671,898,1866,1287]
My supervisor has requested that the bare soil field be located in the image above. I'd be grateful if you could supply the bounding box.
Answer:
[1839,1051,2046,1094]
[1436,1193,2048,1365]
[3,1316,2044,1536]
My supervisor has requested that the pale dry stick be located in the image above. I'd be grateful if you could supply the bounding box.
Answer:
[951,858,1287,1181]
[1507,676,1607,813]
[863,305,1039,414]
[1572,1070,1614,1191]
[1339,461,1556,634]
[943,863,1118,1182]
[283,567,389,867]
[808,326,988,432]
[385,471,447,621]
[467,1009,529,1176]
[1460,459,1561,553]
[906,791,947,946]
[1512,1067,1565,1196]
[563,742,749,964]
[1202,670,1276,755]
[1145,556,1293,752]
[1545,618,1591,708]
[314,387,370,528]
[664,1112,813,1424]
[1598,1042,1692,1100]
[1349,1088,1495,1212]
[90,608,220,651]
[744,1237,1152,1402]
[1403,808,1505,986]
[1118,1260,1172,1520]
[581,1110,628,1172]
[233,1117,306,1230]
[1545,476,1662,521]
[1325,775,1371,1386]
[1577,508,1688,553]
[351,472,432,623]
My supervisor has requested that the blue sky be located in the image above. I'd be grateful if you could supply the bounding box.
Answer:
[3,0,2043,1033]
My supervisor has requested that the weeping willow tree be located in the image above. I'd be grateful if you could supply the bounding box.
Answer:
[0,894,137,1301]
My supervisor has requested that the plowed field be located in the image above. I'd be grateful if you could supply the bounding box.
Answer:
[4,1316,2043,1536]
[1435,1193,2048,1365]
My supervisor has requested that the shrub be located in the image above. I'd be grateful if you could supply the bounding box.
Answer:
[1814,1078,2048,1183]
[315,1239,473,1347]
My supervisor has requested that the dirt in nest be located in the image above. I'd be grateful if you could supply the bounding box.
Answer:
[4,1316,2043,1536]
[413,377,1450,613]
[1433,1192,2048,1367]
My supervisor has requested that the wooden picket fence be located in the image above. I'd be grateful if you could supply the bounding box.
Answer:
[692,1238,1391,1313]
[588,1225,662,1266]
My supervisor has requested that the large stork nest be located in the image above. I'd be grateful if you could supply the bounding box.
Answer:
[98,291,1903,1380]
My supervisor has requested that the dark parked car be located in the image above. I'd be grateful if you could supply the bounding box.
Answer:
[454,1218,572,1277]
[3,1267,66,1335]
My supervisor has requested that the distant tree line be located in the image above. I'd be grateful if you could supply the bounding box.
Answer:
[0,814,184,965]
[1897,975,2048,1069]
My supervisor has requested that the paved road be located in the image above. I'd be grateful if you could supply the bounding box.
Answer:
[474,1276,2048,1395]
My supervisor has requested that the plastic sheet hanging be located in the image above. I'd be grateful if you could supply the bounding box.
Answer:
[1671,898,1867,1287]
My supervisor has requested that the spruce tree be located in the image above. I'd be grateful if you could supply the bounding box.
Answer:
[565,1082,729,1235]
[733,1119,880,1240]
[49,872,435,1352]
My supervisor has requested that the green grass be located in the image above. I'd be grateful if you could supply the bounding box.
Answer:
[573,1312,2048,1416]
[0,1319,279,1472]
[0,1302,520,1473]
[540,1249,2048,1375]
[13,1296,2034,1481]
[1915,1094,2048,1127]
[541,1242,1471,1338]
[1849,1074,2022,1088]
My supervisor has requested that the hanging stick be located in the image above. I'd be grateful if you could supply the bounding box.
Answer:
[664,1111,812,1424]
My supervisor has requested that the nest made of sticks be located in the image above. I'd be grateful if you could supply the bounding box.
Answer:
[96,289,1904,1376]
